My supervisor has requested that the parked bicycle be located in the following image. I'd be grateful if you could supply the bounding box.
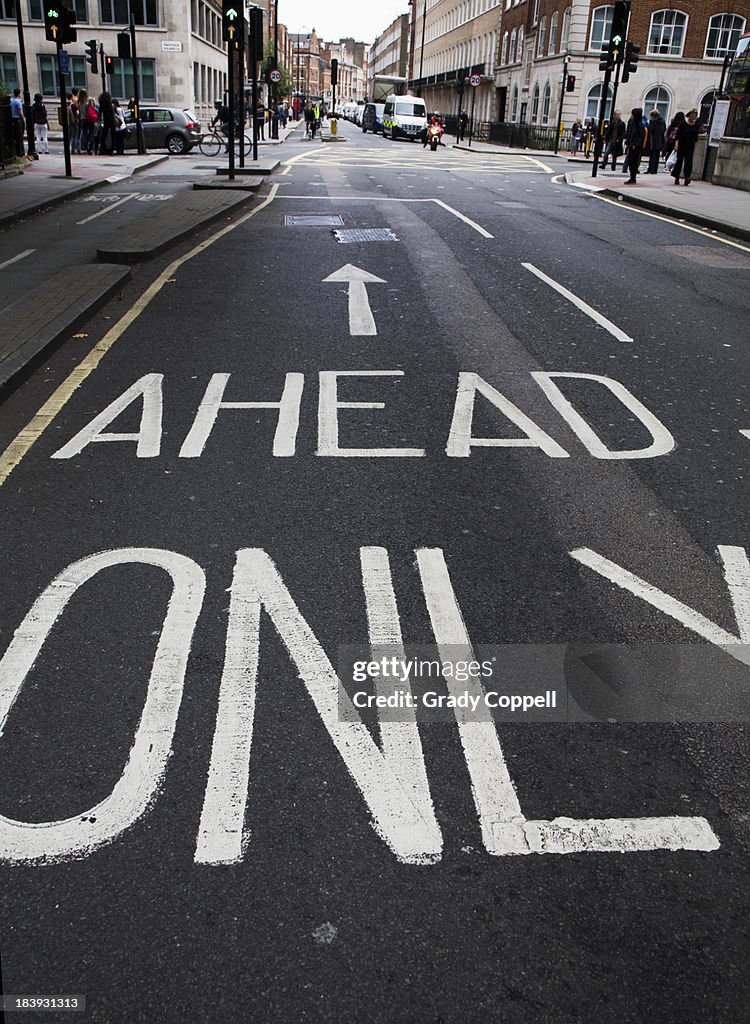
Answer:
[198,128,253,157]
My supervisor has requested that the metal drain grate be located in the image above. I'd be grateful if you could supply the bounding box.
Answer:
[285,214,345,226]
[333,228,399,243]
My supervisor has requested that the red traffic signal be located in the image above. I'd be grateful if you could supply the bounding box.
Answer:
[566,73,576,92]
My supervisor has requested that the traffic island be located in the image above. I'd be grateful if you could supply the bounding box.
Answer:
[0,263,131,397]
[96,190,255,263]
[194,177,266,191]
[215,161,279,175]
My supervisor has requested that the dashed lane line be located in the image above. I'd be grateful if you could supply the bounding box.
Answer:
[0,249,35,271]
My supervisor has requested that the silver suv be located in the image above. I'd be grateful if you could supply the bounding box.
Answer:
[124,107,202,155]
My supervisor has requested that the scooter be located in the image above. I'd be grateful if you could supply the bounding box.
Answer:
[427,122,444,151]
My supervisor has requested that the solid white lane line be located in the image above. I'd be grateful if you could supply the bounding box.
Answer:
[522,261,634,343]
[0,249,35,272]
[76,193,138,225]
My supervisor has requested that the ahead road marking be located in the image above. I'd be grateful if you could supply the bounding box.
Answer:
[323,264,385,335]
[0,249,35,271]
[76,193,137,224]
[522,262,634,343]
[0,185,281,488]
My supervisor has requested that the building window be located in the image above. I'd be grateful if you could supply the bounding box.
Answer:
[100,0,158,26]
[541,81,551,124]
[29,0,86,18]
[644,84,670,120]
[509,28,517,62]
[531,82,540,121]
[537,17,546,55]
[704,14,745,59]
[511,85,518,121]
[105,57,156,100]
[38,53,87,94]
[561,7,571,48]
[0,51,18,89]
[532,0,539,23]
[585,82,613,121]
[517,26,524,59]
[500,31,508,65]
[647,10,687,57]
[589,6,614,51]
[0,0,16,17]
[549,12,558,53]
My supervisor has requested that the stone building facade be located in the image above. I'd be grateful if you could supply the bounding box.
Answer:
[494,0,749,131]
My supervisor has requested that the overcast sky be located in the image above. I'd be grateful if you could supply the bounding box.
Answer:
[280,0,410,44]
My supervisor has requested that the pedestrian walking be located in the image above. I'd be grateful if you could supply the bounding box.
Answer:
[304,100,315,139]
[599,110,625,171]
[278,102,287,128]
[10,87,25,157]
[623,107,647,184]
[672,108,699,186]
[69,89,81,154]
[646,108,666,173]
[81,96,98,153]
[31,93,49,154]
[570,118,583,155]
[458,110,468,141]
[112,99,127,155]
[98,92,115,155]
[664,111,685,162]
[256,103,265,141]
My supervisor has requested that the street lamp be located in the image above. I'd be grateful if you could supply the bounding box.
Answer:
[418,0,427,97]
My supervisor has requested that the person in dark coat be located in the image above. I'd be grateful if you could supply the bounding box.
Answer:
[623,107,647,183]
[98,92,116,155]
[664,111,684,160]
[672,108,699,185]
[599,110,625,171]
[646,108,666,173]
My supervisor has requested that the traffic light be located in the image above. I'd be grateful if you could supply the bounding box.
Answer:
[85,38,98,74]
[608,0,630,53]
[566,73,576,92]
[249,6,263,63]
[117,30,131,59]
[222,0,242,42]
[105,54,114,74]
[621,41,641,82]
[60,6,76,43]
[599,47,613,72]
[456,67,466,94]
[330,58,338,86]
[44,4,61,41]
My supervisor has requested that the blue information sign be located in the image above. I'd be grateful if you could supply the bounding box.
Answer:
[59,49,70,75]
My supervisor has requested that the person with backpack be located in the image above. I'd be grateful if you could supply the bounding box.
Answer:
[31,93,49,154]
[623,107,647,184]
[664,111,684,161]
[81,96,98,153]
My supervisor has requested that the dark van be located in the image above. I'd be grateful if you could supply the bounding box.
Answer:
[362,102,385,134]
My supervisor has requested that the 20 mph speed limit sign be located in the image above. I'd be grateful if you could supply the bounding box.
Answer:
[269,69,281,83]
[469,73,481,87]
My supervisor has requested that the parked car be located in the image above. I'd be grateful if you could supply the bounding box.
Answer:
[124,107,202,154]
[362,102,385,134]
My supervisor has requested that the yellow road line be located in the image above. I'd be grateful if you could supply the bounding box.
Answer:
[0,184,280,488]
[524,155,554,173]
[591,193,750,254]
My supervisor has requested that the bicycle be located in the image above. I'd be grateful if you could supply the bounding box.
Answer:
[198,128,253,157]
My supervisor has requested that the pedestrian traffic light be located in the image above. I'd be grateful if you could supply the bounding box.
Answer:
[566,73,576,92]
[60,5,76,43]
[621,41,641,82]
[330,57,338,86]
[105,54,114,73]
[222,0,242,42]
[44,4,61,41]
[85,38,98,74]
[117,30,131,59]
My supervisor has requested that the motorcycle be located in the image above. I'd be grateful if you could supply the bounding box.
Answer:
[426,122,444,151]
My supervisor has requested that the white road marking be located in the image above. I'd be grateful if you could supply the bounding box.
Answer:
[317,371,425,457]
[0,548,205,862]
[323,263,385,335]
[522,262,634,343]
[741,429,750,440]
[281,195,492,238]
[0,249,35,272]
[51,373,163,459]
[76,192,138,224]
[570,545,750,666]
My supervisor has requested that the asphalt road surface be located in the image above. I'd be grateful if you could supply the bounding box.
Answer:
[1,127,749,1024]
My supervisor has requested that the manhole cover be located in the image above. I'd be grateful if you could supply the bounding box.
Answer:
[285,214,344,226]
[333,228,399,243]
[658,245,750,269]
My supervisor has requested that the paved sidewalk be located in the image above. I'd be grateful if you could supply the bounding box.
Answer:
[566,168,750,243]
[0,152,168,227]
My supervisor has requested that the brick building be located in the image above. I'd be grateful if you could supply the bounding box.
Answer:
[494,0,749,131]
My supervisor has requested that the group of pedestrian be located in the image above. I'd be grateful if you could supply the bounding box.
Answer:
[11,89,132,159]
[596,106,700,186]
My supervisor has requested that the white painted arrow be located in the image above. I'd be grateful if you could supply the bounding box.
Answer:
[323,264,386,336]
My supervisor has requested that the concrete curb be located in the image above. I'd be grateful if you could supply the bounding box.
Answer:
[597,186,750,244]
[0,263,131,399]
[0,155,169,229]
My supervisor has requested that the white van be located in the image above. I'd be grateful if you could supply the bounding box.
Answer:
[382,94,428,141]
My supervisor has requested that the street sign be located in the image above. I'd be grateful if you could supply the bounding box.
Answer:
[161,40,183,52]
[269,68,281,83]
[59,49,70,75]
[469,73,481,87]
